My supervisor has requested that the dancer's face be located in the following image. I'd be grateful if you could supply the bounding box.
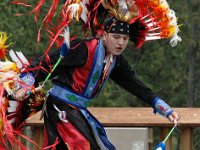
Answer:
[103,32,129,55]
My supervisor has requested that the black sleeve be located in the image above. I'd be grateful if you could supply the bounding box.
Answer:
[30,38,88,84]
[110,55,156,105]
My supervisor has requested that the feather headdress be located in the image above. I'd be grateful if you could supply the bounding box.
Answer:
[12,0,181,49]
[0,32,12,59]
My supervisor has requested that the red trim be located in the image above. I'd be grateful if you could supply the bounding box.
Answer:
[72,39,98,93]
[57,121,90,150]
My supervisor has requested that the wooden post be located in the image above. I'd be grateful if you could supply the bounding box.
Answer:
[148,128,153,149]
[160,127,172,150]
[180,127,193,150]
[32,126,44,150]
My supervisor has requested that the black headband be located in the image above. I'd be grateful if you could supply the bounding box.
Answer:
[104,17,130,35]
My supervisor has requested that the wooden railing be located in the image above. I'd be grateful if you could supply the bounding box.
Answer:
[25,107,200,150]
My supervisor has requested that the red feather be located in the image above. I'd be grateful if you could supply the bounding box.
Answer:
[11,1,32,7]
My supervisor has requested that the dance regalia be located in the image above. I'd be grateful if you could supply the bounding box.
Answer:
[12,0,182,149]
[30,37,156,149]
[0,32,45,149]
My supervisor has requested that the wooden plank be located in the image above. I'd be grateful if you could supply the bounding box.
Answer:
[26,107,200,127]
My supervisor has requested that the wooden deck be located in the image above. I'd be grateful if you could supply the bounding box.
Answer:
[26,107,200,150]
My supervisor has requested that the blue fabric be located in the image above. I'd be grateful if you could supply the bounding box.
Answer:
[153,97,173,117]
[83,39,116,98]
[154,142,166,150]
[82,39,105,98]
[20,72,34,78]
[20,73,35,90]
[49,84,91,109]
[80,109,116,150]
[60,43,69,58]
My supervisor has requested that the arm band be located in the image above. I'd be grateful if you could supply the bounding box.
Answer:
[152,97,173,117]
[20,73,35,90]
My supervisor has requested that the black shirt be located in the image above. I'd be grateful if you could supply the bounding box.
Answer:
[30,38,155,105]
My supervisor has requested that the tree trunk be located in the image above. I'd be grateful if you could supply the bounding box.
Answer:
[187,23,197,107]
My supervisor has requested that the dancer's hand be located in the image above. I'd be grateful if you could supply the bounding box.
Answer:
[168,111,180,123]
[15,88,30,101]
